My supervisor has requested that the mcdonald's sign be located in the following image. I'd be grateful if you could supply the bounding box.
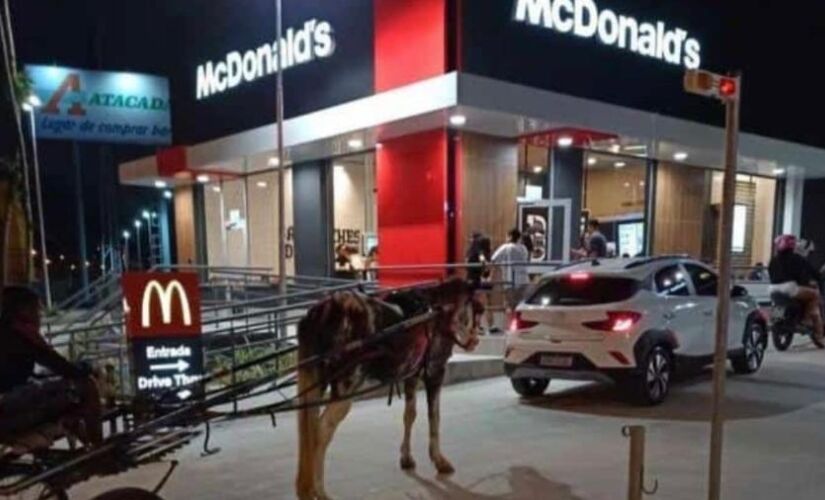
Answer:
[122,273,201,339]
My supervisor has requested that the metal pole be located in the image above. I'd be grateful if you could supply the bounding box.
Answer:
[242,160,252,270]
[275,0,287,298]
[708,75,741,500]
[28,111,52,309]
[72,142,90,292]
[135,224,143,269]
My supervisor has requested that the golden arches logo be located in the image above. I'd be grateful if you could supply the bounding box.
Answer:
[141,280,192,329]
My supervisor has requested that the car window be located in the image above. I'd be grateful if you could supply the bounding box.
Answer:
[685,264,718,296]
[655,265,690,297]
[526,276,640,306]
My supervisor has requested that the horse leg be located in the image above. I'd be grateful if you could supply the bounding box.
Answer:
[425,374,454,475]
[399,378,418,470]
[295,364,322,500]
[313,391,352,500]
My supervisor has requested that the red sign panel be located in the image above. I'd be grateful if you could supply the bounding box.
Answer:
[122,273,201,339]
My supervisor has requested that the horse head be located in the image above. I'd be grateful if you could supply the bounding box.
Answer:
[430,277,484,352]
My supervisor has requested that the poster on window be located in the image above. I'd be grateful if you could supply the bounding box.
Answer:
[519,205,550,262]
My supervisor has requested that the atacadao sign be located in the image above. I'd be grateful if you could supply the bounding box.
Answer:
[26,65,172,145]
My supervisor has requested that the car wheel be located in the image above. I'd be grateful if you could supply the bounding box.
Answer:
[510,377,550,397]
[771,324,794,351]
[625,346,672,406]
[732,320,768,374]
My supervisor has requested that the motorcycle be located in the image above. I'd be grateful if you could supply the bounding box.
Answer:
[770,292,825,351]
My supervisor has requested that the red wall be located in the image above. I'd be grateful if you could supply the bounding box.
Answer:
[374,0,446,92]
[377,130,449,283]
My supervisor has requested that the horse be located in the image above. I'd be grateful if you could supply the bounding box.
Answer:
[294,277,483,500]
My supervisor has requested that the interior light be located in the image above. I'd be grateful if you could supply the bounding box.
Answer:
[256,181,268,188]
[623,182,631,188]
[212,185,221,193]
[773,168,786,176]
[268,156,280,167]
[163,190,173,199]
[673,151,689,161]
[153,180,168,189]
[532,165,543,173]
[614,162,626,169]
[587,157,597,166]
[557,136,574,148]
[449,114,467,127]
[122,230,131,239]
[375,142,384,150]
[196,174,210,183]
[610,144,621,153]
[347,138,364,149]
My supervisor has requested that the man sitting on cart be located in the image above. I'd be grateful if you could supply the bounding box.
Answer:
[0,286,102,449]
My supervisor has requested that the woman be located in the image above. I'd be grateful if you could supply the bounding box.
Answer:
[466,234,495,333]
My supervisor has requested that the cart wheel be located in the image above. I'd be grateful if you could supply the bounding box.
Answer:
[90,488,163,500]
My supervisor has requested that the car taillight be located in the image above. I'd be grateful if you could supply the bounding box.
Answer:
[583,311,643,333]
[509,312,538,331]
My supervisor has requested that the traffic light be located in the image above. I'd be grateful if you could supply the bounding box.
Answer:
[684,70,739,102]
[718,77,738,99]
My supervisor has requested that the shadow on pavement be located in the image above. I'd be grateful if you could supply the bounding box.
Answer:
[402,466,587,500]
[520,361,825,422]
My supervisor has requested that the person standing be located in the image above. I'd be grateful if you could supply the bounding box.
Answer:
[466,233,495,332]
[492,229,531,324]
[586,219,608,259]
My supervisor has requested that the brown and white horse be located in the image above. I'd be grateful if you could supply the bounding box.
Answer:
[295,277,482,500]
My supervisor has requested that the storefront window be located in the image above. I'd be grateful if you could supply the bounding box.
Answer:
[582,153,647,257]
[332,153,377,278]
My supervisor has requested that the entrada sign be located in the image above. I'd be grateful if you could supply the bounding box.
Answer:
[512,0,702,69]
[122,273,204,402]
[196,18,335,100]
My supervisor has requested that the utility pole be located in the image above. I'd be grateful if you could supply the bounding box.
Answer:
[685,69,742,500]
[275,0,287,298]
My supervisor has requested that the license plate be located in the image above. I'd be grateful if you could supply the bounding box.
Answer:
[540,354,573,368]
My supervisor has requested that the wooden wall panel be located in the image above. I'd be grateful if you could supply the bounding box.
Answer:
[654,163,708,258]
[584,165,647,219]
[459,133,518,258]
[174,186,196,265]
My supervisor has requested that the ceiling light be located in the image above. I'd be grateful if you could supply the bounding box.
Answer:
[449,114,467,127]
[196,174,210,183]
[773,168,786,176]
[375,142,384,150]
[610,144,621,153]
[268,156,280,167]
[153,180,167,189]
[615,161,626,168]
[212,185,221,193]
[122,230,130,239]
[587,157,597,166]
[163,190,173,199]
[134,220,142,228]
[623,182,631,188]
[639,181,646,187]
[557,136,574,148]
[673,151,689,161]
[256,181,268,188]
[347,138,364,149]
[533,165,543,173]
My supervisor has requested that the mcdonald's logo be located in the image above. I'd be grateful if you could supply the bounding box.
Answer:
[122,273,201,339]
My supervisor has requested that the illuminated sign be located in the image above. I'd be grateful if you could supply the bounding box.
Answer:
[512,0,702,69]
[25,65,172,145]
[196,18,336,100]
[122,273,204,402]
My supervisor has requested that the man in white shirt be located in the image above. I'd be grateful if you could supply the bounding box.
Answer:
[492,229,531,325]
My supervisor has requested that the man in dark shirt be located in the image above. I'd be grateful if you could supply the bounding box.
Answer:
[769,235,824,344]
[0,286,102,446]
[587,219,608,259]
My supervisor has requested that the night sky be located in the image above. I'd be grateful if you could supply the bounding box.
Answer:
[4,0,825,291]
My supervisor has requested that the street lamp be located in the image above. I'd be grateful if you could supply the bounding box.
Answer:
[22,93,52,309]
[134,219,143,269]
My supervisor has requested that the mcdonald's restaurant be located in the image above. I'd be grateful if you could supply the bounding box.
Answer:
[119,0,825,280]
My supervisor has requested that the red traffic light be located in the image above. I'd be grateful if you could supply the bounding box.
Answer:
[718,78,738,98]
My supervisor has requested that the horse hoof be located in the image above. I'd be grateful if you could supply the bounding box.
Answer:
[400,456,417,470]
[434,459,455,475]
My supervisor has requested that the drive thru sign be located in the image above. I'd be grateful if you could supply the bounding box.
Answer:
[122,273,204,402]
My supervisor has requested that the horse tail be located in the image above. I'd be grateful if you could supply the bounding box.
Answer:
[295,304,325,498]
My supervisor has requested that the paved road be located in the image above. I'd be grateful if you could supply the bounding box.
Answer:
[73,342,825,500]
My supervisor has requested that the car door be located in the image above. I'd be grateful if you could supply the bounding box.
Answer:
[684,263,751,354]
[654,264,705,356]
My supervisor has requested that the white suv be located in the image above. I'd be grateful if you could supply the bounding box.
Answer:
[504,256,768,405]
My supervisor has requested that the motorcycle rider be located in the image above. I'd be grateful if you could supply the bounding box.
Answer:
[768,234,825,345]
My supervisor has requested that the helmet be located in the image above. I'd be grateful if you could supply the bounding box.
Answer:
[774,234,797,253]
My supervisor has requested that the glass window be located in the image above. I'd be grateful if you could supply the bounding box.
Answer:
[655,265,690,297]
[526,276,640,306]
[685,264,718,296]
